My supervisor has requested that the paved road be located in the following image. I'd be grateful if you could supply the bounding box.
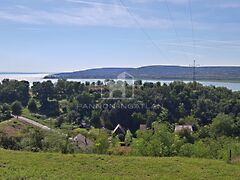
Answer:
[14,116,52,131]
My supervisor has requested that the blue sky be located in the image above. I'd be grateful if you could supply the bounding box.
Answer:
[0,0,240,72]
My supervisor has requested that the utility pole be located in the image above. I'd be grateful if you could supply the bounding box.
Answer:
[190,59,197,82]
[193,59,196,82]
[190,59,199,90]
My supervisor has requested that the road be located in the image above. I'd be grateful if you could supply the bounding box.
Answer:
[14,116,52,131]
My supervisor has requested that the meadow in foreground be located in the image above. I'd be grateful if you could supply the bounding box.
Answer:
[1,150,240,180]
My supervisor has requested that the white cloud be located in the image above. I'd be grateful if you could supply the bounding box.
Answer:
[0,0,236,31]
[0,11,38,24]
[129,0,195,4]
[217,2,240,9]
[0,4,172,28]
[65,0,122,7]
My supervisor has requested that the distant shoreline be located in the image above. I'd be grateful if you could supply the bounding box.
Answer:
[1,73,240,84]
[0,73,240,91]
[0,73,240,84]
[44,76,240,84]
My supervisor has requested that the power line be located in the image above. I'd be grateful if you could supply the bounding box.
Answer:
[118,0,169,61]
[188,0,196,54]
[164,0,190,61]
[188,0,199,83]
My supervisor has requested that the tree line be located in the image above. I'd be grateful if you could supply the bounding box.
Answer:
[0,79,240,160]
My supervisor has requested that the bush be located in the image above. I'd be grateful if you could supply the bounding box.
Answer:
[211,114,234,137]
[0,133,21,150]
[93,130,110,154]
[179,144,194,157]
[132,123,183,157]
[61,140,75,154]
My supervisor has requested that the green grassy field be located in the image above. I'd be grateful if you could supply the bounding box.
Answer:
[0,150,240,180]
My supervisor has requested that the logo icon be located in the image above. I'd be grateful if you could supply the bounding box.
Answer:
[101,72,135,99]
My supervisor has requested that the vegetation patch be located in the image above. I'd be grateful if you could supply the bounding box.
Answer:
[0,119,34,137]
[1,150,240,179]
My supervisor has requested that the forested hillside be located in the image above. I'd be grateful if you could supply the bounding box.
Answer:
[0,79,240,160]
[45,65,240,81]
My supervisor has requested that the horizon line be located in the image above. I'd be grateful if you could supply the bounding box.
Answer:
[1,64,240,74]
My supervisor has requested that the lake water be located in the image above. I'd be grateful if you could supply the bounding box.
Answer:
[0,73,240,91]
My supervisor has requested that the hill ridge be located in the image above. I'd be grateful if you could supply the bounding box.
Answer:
[44,65,240,81]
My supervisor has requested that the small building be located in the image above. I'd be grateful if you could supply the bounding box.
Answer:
[113,124,126,135]
[73,134,94,149]
[79,122,91,129]
[139,124,147,131]
[174,125,193,133]
[112,124,126,142]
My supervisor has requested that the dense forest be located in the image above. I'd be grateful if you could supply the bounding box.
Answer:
[1,79,240,160]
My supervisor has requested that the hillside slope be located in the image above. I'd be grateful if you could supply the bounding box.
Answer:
[0,150,240,179]
[0,119,34,137]
[45,65,240,81]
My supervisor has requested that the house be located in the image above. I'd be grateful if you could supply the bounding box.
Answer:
[73,134,94,149]
[174,125,193,133]
[112,124,126,142]
[139,124,147,131]
[113,124,126,135]
[79,122,91,129]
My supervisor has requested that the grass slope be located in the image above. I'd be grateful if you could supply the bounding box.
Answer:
[0,119,34,137]
[0,150,240,180]
[22,108,53,128]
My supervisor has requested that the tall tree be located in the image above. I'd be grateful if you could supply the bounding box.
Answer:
[11,101,23,118]
[28,99,38,113]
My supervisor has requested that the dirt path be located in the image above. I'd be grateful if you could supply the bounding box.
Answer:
[14,116,52,131]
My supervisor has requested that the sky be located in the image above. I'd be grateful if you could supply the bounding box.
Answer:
[0,0,240,72]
